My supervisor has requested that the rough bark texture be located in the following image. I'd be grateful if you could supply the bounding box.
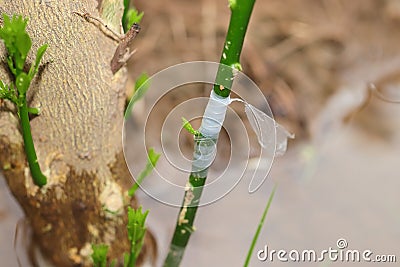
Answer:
[0,1,156,266]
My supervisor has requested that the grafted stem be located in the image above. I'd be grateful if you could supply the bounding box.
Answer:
[163,1,256,266]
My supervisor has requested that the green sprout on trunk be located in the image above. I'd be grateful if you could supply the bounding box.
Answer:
[91,206,149,267]
[0,14,48,187]
[122,0,144,33]
[92,244,117,267]
[124,206,149,267]
[128,147,160,197]
[182,117,202,137]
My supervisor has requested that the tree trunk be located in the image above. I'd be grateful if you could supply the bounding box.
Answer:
[0,1,156,266]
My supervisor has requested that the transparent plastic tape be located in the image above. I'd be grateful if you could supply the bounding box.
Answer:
[234,99,294,192]
[193,90,230,173]
[199,90,231,138]
[197,90,294,190]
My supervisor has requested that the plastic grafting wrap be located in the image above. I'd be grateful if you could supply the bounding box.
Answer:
[191,136,217,175]
[230,99,295,157]
[192,90,230,174]
[192,89,294,176]
[198,90,231,138]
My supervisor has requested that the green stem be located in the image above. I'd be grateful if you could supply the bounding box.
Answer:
[127,253,135,267]
[163,173,207,266]
[19,95,47,187]
[244,184,277,267]
[213,0,256,98]
[163,1,256,266]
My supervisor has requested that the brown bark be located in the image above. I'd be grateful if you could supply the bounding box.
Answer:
[0,1,155,266]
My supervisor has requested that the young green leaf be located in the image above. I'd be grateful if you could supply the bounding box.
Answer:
[124,72,150,119]
[125,9,144,29]
[122,0,130,32]
[125,206,149,267]
[91,244,109,267]
[28,44,48,79]
[123,252,130,267]
[182,117,202,137]
[28,107,41,115]
[122,1,144,33]
[0,81,18,104]
[0,14,32,74]
[229,0,237,9]
[134,73,149,92]
[128,148,160,197]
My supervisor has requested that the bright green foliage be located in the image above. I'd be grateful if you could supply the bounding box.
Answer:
[122,0,144,33]
[0,14,48,187]
[125,206,149,267]
[124,72,150,119]
[29,43,48,79]
[0,14,31,75]
[131,72,150,105]
[125,9,144,29]
[91,206,149,267]
[0,80,17,103]
[228,0,237,9]
[134,72,149,92]
[182,117,202,137]
[128,148,160,197]
[92,244,109,267]
[0,13,48,107]
[27,107,40,115]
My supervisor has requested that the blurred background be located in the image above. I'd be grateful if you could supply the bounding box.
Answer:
[2,0,400,266]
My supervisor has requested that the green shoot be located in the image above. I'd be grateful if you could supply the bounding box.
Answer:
[92,244,109,267]
[0,80,17,104]
[124,73,150,119]
[134,73,149,93]
[122,0,144,33]
[28,43,48,79]
[128,148,160,197]
[0,14,48,187]
[228,0,237,9]
[91,207,149,267]
[244,184,277,267]
[182,117,202,137]
[27,107,41,115]
[125,206,149,267]
[0,14,31,76]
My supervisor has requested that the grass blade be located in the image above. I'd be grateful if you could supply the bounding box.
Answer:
[244,184,277,267]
